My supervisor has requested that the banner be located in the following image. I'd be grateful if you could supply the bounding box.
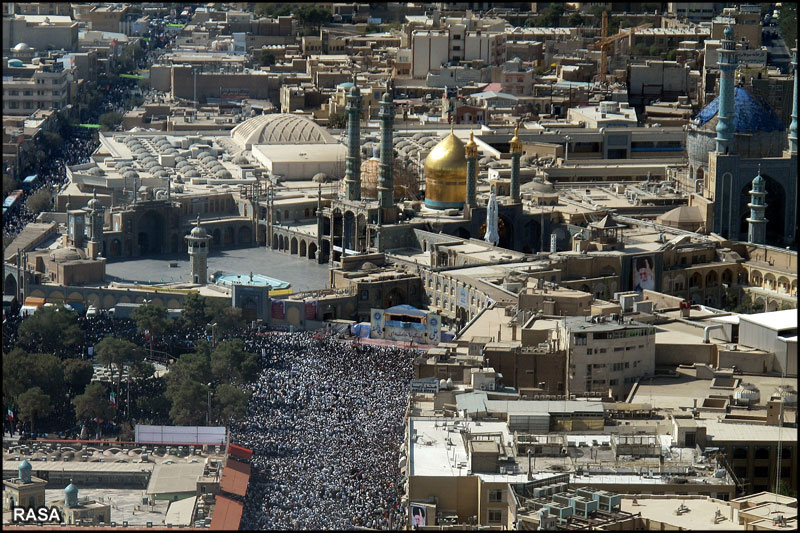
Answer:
[305,300,318,320]
[426,312,441,345]
[271,300,285,320]
[410,377,440,394]
[457,287,468,308]
[370,308,385,339]
[632,255,656,293]
[410,504,427,527]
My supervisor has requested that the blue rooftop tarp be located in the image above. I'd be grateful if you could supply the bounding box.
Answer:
[384,304,427,318]
[695,87,785,133]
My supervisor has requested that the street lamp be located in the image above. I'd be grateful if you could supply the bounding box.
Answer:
[564,135,572,162]
[207,383,213,426]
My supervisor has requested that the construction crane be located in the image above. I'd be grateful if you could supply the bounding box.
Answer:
[592,10,652,83]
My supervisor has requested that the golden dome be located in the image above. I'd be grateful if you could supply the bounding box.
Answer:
[425,132,467,210]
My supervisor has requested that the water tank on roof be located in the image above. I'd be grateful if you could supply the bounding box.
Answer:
[772,385,797,406]
[734,383,760,406]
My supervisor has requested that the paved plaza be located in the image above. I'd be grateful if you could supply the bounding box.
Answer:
[105,246,330,292]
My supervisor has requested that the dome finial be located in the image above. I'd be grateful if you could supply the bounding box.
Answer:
[196,215,201,227]
[449,114,454,134]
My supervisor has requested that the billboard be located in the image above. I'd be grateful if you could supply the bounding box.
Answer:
[135,425,226,445]
[410,504,427,527]
[632,255,656,293]
[370,308,385,338]
[410,377,440,394]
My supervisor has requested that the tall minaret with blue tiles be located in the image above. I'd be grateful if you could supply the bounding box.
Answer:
[747,167,767,245]
[344,78,362,201]
[715,26,736,154]
[377,82,395,211]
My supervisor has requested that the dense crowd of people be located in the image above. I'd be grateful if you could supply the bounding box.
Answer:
[231,331,413,530]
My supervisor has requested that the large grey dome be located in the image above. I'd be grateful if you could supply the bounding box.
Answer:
[232,114,336,148]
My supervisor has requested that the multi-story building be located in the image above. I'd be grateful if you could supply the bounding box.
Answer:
[667,2,725,22]
[410,28,506,78]
[501,58,535,97]
[560,315,656,400]
[711,5,762,49]
[2,58,76,116]
[2,15,80,52]
[12,2,72,16]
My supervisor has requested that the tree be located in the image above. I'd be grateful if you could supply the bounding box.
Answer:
[213,384,251,423]
[136,392,171,424]
[41,131,65,153]
[365,22,380,33]
[94,337,144,398]
[214,307,246,334]
[26,188,52,214]
[18,387,52,436]
[63,359,94,396]
[778,3,797,49]
[17,305,82,355]
[666,49,677,61]
[328,111,347,129]
[129,360,156,382]
[211,339,258,384]
[589,4,607,26]
[296,5,331,31]
[132,303,169,357]
[182,293,209,330]
[568,12,584,27]
[166,379,208,425]
[29,353,67,403]
[98,112,123,131]
[3,348,31,404]
[72,382,114,423]
[257,51,276,67]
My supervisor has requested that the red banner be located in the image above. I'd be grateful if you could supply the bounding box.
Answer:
[305,300,318,320]
[271,300,285,320]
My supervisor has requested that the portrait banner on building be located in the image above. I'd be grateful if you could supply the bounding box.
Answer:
[457,287,468,308]
[271,300,285,320]
[410,504,427,527]
[370,308,385,339]
[632,255,656,293]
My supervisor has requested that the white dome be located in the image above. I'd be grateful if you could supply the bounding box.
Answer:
[231,113,336,148]
[13,42,32,51]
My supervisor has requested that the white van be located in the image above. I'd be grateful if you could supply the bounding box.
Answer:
[86,306,99,318]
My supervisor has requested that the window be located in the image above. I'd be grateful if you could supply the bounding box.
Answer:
[360,289,368,301]
[614,347,624,352]
[489,489,503,502]
[488,510,502,523]
[609,379,618,386]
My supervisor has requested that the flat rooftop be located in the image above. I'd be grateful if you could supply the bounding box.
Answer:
[632,368,792,410]
[620,495,744,530]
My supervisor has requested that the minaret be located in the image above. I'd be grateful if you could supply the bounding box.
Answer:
[747,167,767,244]
[316,184,323,263]
[509,123,522,202]
[789,42,797,154]
[344,78,362,201]
[715,25,736,154]
[186,215,210,285]
[485,184,499,246]
[378,82,395,211]
[465,130,478,213]
[86,189,104,259]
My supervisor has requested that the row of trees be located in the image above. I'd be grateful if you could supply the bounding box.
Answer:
[4,296,254,437]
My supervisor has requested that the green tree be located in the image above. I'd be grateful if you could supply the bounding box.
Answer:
[568,12,584,27]
[18,387,52,435]
[29,353,67,403]
[129,360,156,382]
[296,5,331,31]
[98,112,123,131]
[213,384,251,423]
[132,303,169,357]
[648,44,661,57]
[214,307,246,334]
[94,337,144,399]
[258,52,276,67]
[63,359,95,396]
[41,131,65,153]
[666,49,677,61]
[26,188,52,214]
[136,392,171,423]
[181,293,209,330]
[72,382,114,423]
[589,4,607,26]
[211,339,258,384]
[328,111,347,129]
[778,3,797,48]
[3,348,31,404]
[167,343,212,386]
[365,22,380,33]
[17,305,82,355]
[167,379,208,425]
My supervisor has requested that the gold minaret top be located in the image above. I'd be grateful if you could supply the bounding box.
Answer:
[510,124,522,154]
[465,130,478,158]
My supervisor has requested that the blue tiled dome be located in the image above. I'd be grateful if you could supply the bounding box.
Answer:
[695,87,785,134]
